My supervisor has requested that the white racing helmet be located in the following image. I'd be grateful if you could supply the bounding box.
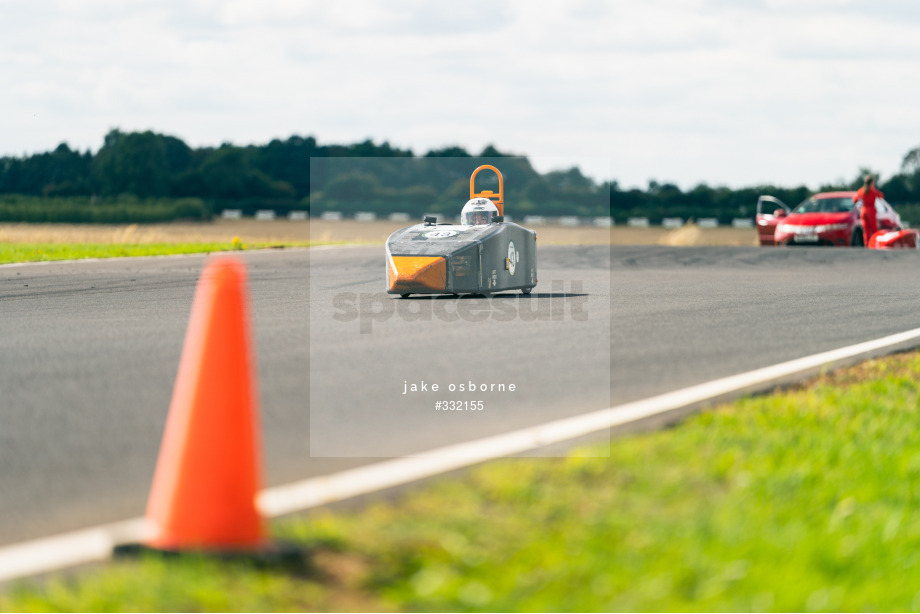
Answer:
[460,198,499,226]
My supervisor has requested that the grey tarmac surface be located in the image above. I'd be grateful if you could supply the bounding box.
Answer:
[1,244,919,546]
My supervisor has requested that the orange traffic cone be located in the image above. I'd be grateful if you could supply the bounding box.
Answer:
[143,257,266,551]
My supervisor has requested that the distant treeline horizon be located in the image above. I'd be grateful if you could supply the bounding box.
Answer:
[2,129,920,224]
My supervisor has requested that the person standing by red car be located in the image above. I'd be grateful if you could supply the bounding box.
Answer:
[853,174,884,245]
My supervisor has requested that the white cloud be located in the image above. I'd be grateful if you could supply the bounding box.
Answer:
[2,0,920,189]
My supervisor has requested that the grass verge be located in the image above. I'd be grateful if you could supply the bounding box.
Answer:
[0,242,312,265]
[3,351,920,612]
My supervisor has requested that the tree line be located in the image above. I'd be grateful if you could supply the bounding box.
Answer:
[2,129,920,223]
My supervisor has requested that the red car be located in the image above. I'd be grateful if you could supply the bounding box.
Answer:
[756,191,903,247]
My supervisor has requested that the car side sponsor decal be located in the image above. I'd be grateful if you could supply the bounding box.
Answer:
[506,241,518,275]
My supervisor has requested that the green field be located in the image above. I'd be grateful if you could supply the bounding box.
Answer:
[0,241,311,265]
[3,351,919,612]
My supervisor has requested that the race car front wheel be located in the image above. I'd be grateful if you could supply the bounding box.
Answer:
[850,228,865,248]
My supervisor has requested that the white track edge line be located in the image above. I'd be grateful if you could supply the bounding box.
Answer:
[2,325,920,583]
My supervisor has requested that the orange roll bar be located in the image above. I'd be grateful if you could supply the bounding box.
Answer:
[470,165,504,216]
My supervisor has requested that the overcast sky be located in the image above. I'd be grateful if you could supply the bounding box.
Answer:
[4,0,920,189]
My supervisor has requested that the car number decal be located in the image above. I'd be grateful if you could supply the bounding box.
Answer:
[423,230,459,239]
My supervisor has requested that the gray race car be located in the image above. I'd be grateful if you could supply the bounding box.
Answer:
[385,165,537,297]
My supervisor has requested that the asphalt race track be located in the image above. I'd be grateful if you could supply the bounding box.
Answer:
[1,244,919,546]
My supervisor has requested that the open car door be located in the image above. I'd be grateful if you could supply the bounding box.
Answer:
[865,197,920,249]
[756,195,790,246]
[874,197,902,232]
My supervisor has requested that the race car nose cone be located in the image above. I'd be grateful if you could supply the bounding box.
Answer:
[388,256,447,293]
